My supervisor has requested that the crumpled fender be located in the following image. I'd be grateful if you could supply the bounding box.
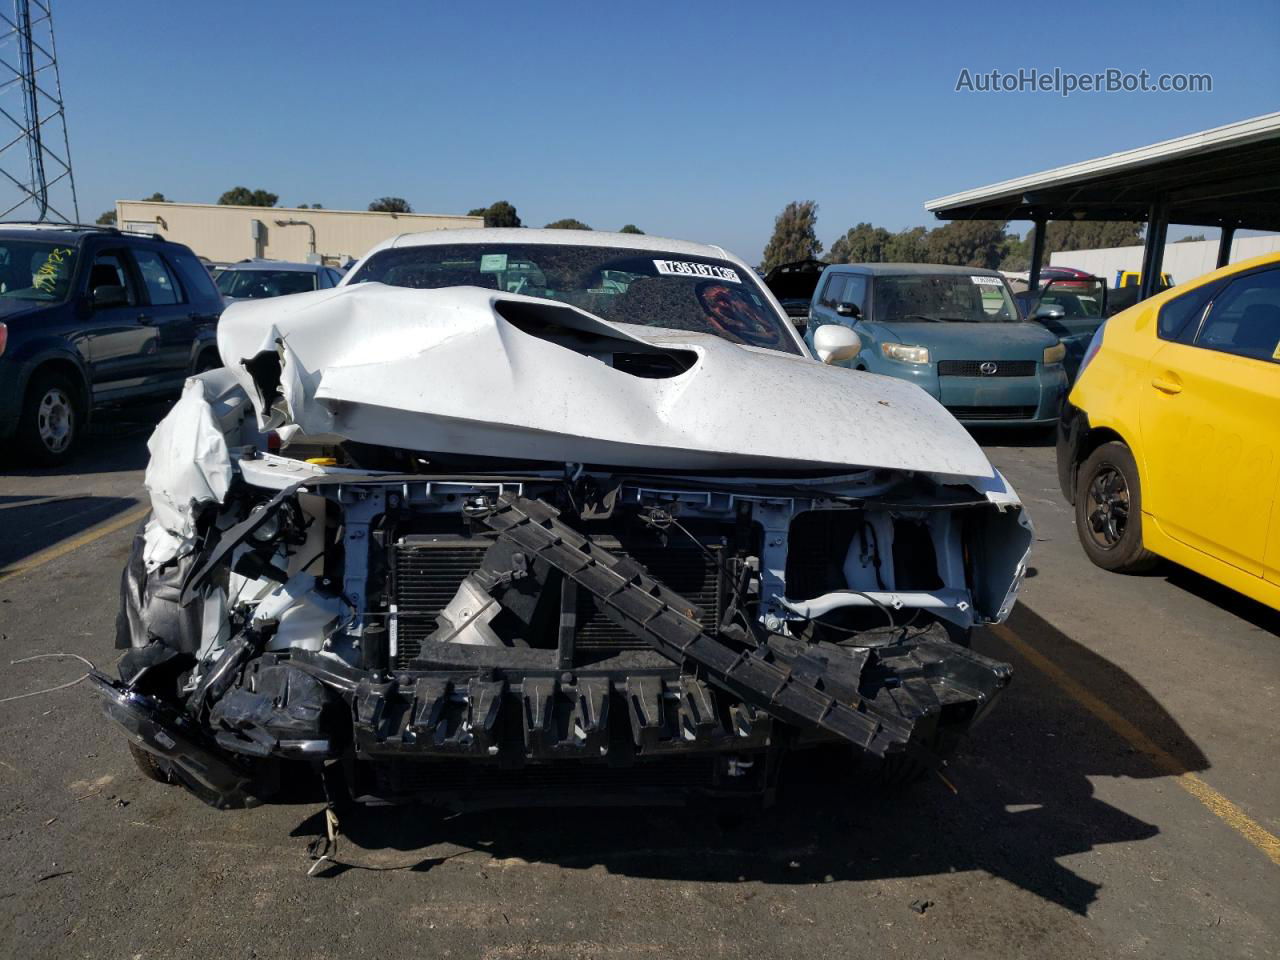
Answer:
[116,515,204,654]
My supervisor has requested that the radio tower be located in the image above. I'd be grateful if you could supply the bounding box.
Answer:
[0,0,78,222]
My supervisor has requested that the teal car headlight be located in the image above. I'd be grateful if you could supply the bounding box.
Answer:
[1042,342,1066,365]
[881,342,930,364]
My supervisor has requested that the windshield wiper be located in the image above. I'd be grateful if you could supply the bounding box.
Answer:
[896,313,945,322]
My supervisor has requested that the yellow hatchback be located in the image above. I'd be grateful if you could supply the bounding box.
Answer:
[1056,251,1280,610]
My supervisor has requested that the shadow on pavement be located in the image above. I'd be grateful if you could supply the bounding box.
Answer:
[1163,566,1280,636]
[286,602,1204,916]
[0,405,163,569]
[0,494,142,569]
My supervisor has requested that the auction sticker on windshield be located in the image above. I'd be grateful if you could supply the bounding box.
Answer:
[970,275,1003,286]
[654,260,741,283]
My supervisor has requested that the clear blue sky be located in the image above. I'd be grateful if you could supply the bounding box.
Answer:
[51,0,1280,261]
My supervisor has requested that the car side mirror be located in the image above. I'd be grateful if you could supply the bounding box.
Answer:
[835,302,860,319]
[92,284,128,309]
[1033,304,1066,321]
[813,324,862,365]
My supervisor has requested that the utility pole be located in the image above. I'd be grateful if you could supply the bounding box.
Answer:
[0,0,78,222]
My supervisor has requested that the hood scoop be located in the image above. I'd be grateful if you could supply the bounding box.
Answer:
[494,298,697,378]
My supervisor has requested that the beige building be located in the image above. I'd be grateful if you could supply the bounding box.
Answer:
[114,200,482,265]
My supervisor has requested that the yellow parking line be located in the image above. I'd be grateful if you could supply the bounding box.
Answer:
[0,503,149,584]
[989,623,1280,867]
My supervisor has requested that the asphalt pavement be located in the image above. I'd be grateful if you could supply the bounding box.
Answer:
[0,410,1276,960]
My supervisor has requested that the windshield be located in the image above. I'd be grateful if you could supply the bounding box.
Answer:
[348,243,801,354]
[876,274,1018,323]
[217,269,316,299]
[0,239,78,302]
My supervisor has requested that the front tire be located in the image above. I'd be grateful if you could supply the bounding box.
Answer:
[1074,441,1159,573]
[16,371,82,466]
[127,742,175,784]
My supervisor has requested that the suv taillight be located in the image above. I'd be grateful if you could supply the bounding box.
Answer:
[0,322,7,358]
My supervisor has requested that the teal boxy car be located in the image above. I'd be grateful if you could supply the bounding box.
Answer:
[805,263,1068,427]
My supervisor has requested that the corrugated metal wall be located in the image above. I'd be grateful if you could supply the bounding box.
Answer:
[1050,234,1280,286]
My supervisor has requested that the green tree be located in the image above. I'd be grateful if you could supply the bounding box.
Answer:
[1003,220,1143,270]
[619,224,644,234]
[467,201,521,227]
[882,226,929,263]
[368,196,412,213]
[545,218,591,230]
[142,192,167,202]
[1000,235,1031,271]
[828,222,892,264]
[925,220,1010,269]
[1176,233,1207,243]
[219,186,279,207]
[297,203,324,209]
[95,209,117,225]
[759,201,822,272]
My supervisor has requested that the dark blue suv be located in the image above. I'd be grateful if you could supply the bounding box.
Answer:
[0,224,223,464]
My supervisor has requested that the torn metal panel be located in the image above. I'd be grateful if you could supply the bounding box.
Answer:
[217,284,995,478]
[142,378,233,569]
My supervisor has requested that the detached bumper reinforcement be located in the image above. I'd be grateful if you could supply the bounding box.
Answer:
[481,494,1011,760]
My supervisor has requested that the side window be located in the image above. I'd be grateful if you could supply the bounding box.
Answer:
[819,274,847,309]
[133,249,183,305]
[328,269,343,287]
[165,249,220,304]
[1157,281,1219,342]
[87,250,139,306]
[1195,268,1280,362]
[841,275,868,311]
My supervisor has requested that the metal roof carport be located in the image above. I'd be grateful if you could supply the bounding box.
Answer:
[925,112,1280,301]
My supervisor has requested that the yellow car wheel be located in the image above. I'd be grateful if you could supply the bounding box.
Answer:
[1074,442,1160,573]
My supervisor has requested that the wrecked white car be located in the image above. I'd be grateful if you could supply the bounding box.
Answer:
[92,229,1028,809]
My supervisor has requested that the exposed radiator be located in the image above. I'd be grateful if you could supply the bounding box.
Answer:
[390,532,725,668]
[575,541,723,654]
[391,536,488,668]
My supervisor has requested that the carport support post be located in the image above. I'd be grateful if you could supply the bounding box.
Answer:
[1216,225,1236,269]
[1139,199,1169,301]
[1028,216,1046,291]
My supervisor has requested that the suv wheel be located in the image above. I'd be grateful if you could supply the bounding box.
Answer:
[17,371,82,465]
[1074,441,1159,573]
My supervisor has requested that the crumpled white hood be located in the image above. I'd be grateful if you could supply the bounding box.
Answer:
[216,284,994,479]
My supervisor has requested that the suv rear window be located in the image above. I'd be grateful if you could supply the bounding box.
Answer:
[134,249,183,305]
[166,248,221,304]
[0,239,78,302]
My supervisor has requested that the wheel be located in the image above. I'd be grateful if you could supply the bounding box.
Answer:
[16,371,82,465]
[194,350,221,374]
[127,742,175,785]
[1074,441,1159,573]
